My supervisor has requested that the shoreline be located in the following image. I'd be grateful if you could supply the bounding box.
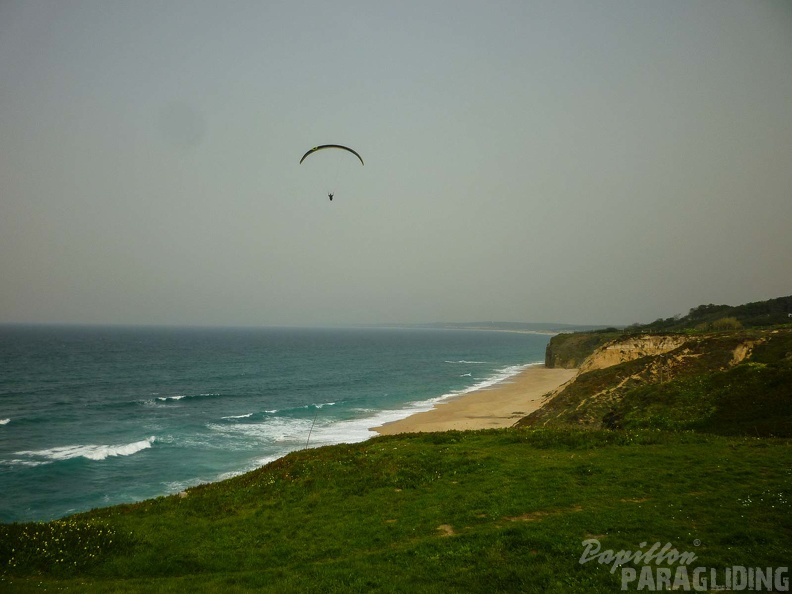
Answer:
[370,365,577,434]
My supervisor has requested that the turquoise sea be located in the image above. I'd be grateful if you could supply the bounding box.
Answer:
[0,325,549,522]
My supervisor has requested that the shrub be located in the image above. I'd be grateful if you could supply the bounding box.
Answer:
[712,317,743,331]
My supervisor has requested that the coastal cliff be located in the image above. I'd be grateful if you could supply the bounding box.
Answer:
[545,294,792,369]
[544,331,618,369]
[545,332,688,371]
[521,327,792,436]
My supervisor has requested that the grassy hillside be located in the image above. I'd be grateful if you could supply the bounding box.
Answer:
[520,328,792,438]
[2,430,790,593]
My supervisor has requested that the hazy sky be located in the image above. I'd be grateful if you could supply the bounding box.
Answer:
[1,1,790,327]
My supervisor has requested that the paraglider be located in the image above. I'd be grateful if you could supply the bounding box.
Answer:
[299,144,364,166]
[299,144,364,200]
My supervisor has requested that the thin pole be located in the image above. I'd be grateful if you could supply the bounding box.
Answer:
[305,408,319,450]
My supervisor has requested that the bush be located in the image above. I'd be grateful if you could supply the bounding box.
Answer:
[712,317,743,331]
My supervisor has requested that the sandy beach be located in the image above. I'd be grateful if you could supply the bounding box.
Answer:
[371,365,577,434]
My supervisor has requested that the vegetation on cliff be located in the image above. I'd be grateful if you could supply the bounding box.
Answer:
[544,294,792,370]
[523,328,792,437]
[638,295,792,333]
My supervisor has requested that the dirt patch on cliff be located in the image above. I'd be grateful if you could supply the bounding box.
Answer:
[579,335,688,374]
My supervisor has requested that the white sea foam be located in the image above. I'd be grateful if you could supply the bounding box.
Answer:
[163,478,204,494]
[359,362,541,432]
[15,436,156,463]
[208,417,313,444]
[180,361,542,492]
[445,360,487,364]
[151,393,221,404]
[3,458,47,467]
[208,362,540,453]
[0,418,10,425]
[457,362,538,395]
[221,413,254,420]
[300,401,337,409]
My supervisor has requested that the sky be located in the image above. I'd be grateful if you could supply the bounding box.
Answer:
[1,1,791,328]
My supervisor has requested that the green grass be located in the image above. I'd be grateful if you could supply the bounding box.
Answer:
[2,428,790,592]
[620,363,792,436]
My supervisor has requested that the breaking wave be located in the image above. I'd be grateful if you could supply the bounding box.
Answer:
[14,436,156,464]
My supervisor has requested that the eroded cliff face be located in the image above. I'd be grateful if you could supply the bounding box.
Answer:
[577,335,688,374]
[577,333,768,375]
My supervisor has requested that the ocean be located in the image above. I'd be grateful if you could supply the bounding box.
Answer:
[0,325,549,523]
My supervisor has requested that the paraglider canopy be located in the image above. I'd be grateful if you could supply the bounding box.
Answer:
[299,144,364,166]
[299,144,364,200]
